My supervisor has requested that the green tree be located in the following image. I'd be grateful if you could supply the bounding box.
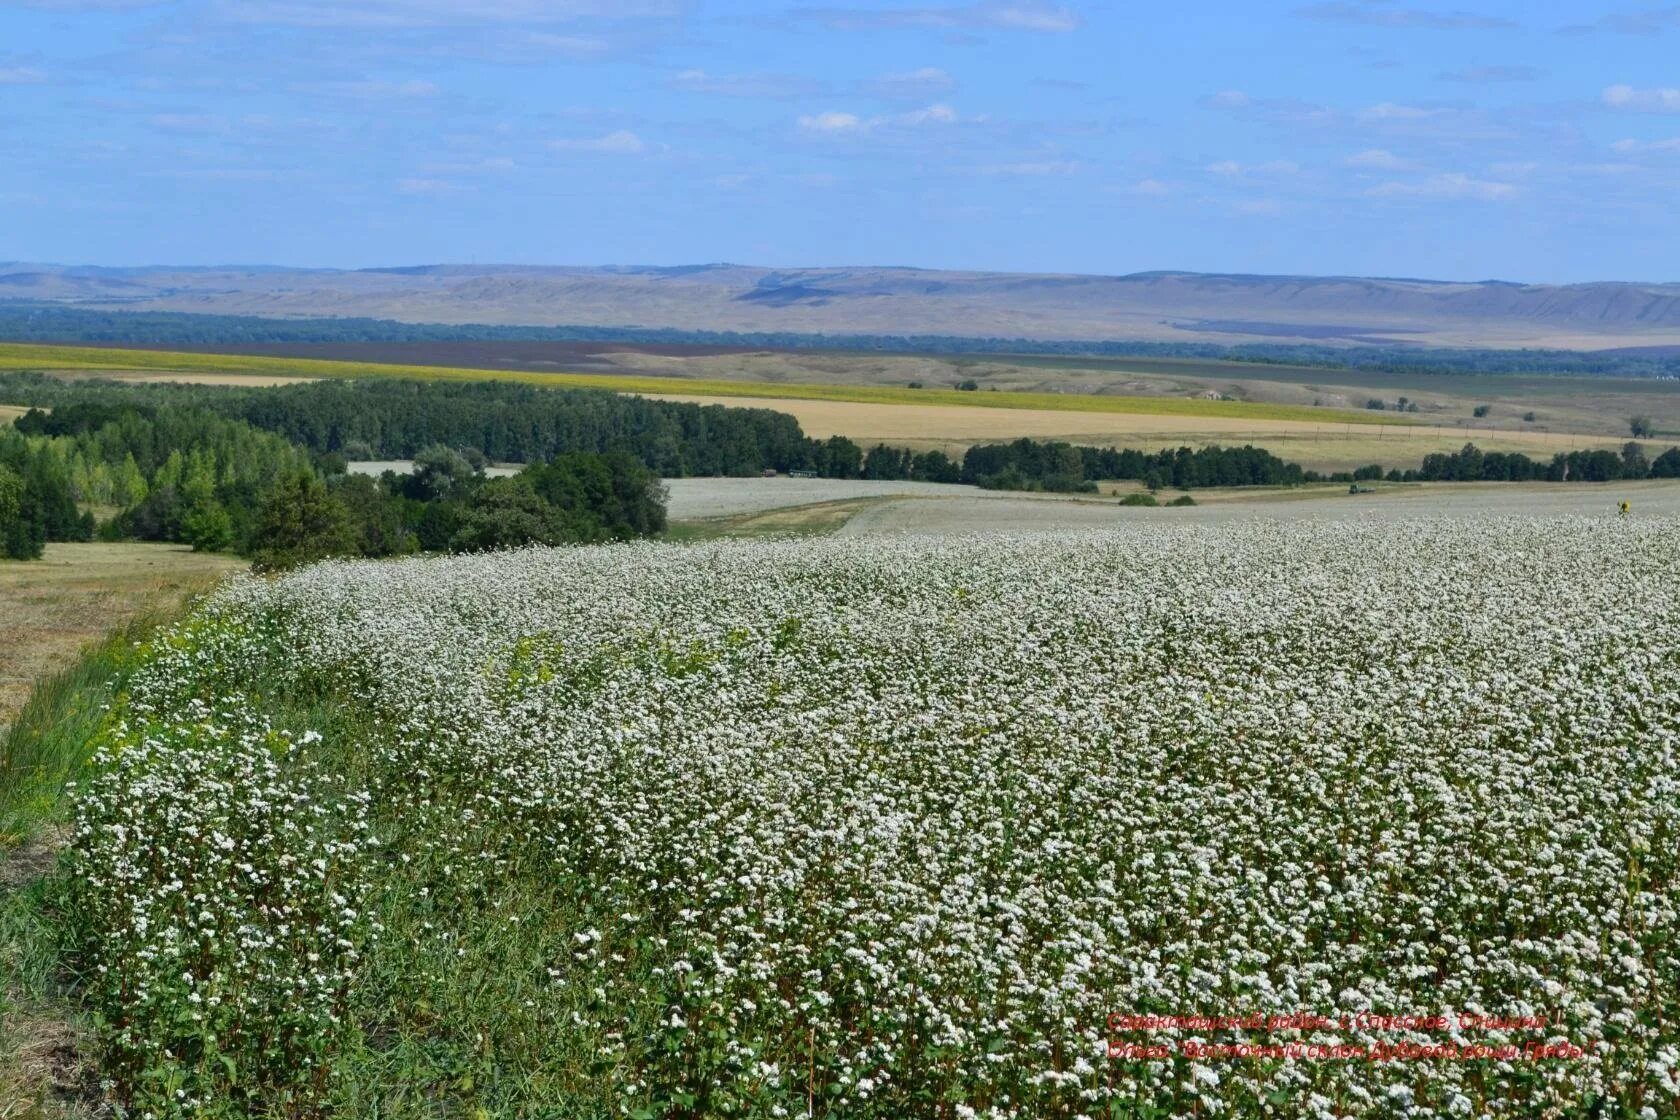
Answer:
[183,500,236,553]
[249,471,357,571]
[0,464,42,560]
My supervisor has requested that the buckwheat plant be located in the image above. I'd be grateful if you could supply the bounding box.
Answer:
[65,517,1680,1118]
[69,699,376,1118]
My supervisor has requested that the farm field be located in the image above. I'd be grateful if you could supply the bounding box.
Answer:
[661,477,1065,520]
[838,479,1680,534]
[0,342,1426,426]
[38,520,1680,1117]
[6,343,1674,476]
[0,542,245,728]
[128,339,1680,441]
[640,393,1631,474]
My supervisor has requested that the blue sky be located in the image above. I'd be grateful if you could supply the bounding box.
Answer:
[3,0,1679,281]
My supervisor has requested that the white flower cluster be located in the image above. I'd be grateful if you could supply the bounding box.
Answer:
[70,699,376,1117]
[73,518,1680,1117]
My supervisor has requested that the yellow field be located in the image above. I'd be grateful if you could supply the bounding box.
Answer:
[0,405,26,425]
[642,393,1630,473]
[0,343,1416,427]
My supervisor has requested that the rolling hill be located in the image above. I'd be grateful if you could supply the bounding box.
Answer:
[5,261,1680,350]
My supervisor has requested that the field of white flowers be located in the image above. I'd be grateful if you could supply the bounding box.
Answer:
[65,519,1679,1118]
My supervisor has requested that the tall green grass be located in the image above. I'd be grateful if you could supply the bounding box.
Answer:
[0,616,162,847]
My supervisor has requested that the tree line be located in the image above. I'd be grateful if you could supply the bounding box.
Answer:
[7,303,1680,378]
[1,398,665,565]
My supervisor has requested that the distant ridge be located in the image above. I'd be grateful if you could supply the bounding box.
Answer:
[5,261,1680,351]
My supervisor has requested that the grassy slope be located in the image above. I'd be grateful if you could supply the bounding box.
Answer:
[0,342,1415,427]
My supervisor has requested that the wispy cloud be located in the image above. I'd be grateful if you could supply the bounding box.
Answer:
[549,129,647,153]
[1206,159,1299,177]
[1439,64,1543,83]
[290,79,439,99]
[1200,90,1337,127]
[791,2,1080,34]
[670,69,824,99]
[1564,6,1680,35]
[797,103,968,135]
[0,66,48,85]
[1296,1,1517,30]
[1602,84,1680,113]
[210,0,680,29]
[1611,136,1680,153]
[1359,102,1443,121]
[396,177,460,195]
[798,110,865,134]
[980,159,1079,175]
[1368,172,1516,200]
[1343,147,1412,169]
[863,67,956,101]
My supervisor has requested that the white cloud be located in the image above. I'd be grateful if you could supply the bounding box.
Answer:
[549,129,646,153]
[1295,2,1516,30]
[793,2,1080,33]
[211,0,680,29]
[1344,148,1408,169]
[865,67,955,100]
[1207,159,1298,177]
[147,113,225,133]
[1360,102,1441,121]
[671,69,823,99]
[0,66,47,85]
[1368,172,1515,200]
[1612,136,1680,153]
[895,102,959,125]
[1438,64,1542,83]
[797,103,966,135]
[1603,84,1680,113]
[798,110,865,134]
[1202,89,1251,109]
[397,177,459,195]
[981,159,1079,175]
[1132,178,1171,196]
[292,79,438,99]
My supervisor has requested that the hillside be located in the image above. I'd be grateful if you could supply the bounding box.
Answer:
[7,262,1680,351]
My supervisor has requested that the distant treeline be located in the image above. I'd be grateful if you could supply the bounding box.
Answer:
[0,373,857,478]
[7,375,1680,566]
[5,303,1680,378]
[1,395,665,565]
[950,440,1307,492]
[947,436,1680,492]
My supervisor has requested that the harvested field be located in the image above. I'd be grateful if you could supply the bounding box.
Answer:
[664,477,1016,520]
[838,478,1680,534]
[0,543,245,727]
[641,393,1632,473]
[46,370,319,388]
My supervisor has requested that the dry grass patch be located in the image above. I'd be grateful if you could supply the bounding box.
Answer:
[0,543,245,727]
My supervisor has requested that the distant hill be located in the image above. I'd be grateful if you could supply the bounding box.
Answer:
[5,261,1680,351]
